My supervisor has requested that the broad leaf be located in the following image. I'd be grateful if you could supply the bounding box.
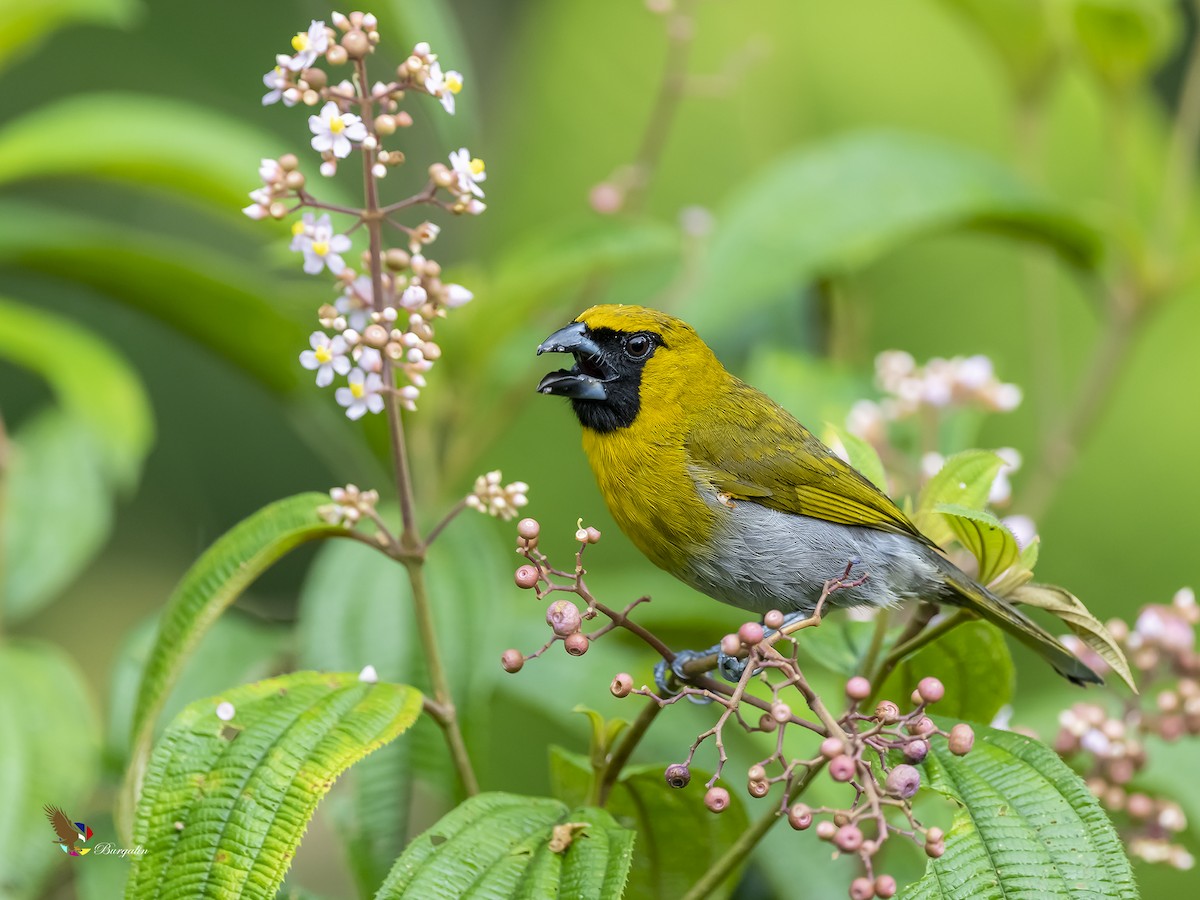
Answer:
[0,0,137,74]
[0,641,100,900]
[1071,0,1180,94]
[1011,583,1137,692]
[901,724,1137,899]
[935,503,1020,585]
[685,131,1100,332]
[827,425,889,493]
[914,449,1004,546]
[2,412,111,622]
[550,747,748,900]
[126,672,422,900]
[374,792,633,900]
[0,295,153,490]
[121,493,347,836]
[880,620,1014,723]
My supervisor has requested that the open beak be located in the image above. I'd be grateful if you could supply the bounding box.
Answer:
[536,321,611,401]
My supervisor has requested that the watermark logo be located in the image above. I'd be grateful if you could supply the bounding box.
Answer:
[43,805,92,857]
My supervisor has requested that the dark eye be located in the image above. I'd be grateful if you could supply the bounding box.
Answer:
[625,334,652,359]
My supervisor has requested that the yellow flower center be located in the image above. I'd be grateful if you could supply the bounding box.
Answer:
[350,382,365,399]
[329,116,345,134]
[470,158,485,176]
[311,240,330,256]
[291,220,306,236]
[446,74,463,94]
[292,32,309,53]
[315,345,333,364]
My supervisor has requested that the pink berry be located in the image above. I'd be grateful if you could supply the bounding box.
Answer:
[820,737,844,759]
[738,622,765,645]
[704,786,730,813]
[747,764,767,782]
[829,754,857,782]
[747,779,769,798]
[874,700,900,723]
[875,874,897,898]
[664,764,690,789]
[834,824,864,852]
[885,764,921,799]
[845,676,872,701]
[585,526,602,543]
[815,820,837,840]
[926,838,945,858]
[787,803,813,830]
[904,738,929,763]
[516,517,540,541]
[563,633,589,656]
[500,649,524,673]
[514,564,540,589]
[764,609,785,629]
[849,876,875,900]
[610,673,633,698]
[720,633,741,656]
[770,701,792,723]
[907,715,935,736]
[926,826,944,843]
[917,676,945,704]
[546,599,582,636]
[949,723,975,755]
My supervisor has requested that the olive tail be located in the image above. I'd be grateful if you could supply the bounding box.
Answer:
[935,560,1103,687]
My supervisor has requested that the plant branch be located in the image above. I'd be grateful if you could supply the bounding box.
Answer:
[681,759,827,900]
[596,699,662,806]
[873,608,971,689]
[424,497,467,547]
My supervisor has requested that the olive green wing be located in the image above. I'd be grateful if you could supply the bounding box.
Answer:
[687,381,932,545]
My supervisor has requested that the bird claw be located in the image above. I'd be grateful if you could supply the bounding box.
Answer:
[653,651,718,703]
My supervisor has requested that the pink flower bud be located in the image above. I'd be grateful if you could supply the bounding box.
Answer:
[835,824,864,852]
[820,737,844,759]
[516,517,540,541]
[875,875,897,898]
[738,622,765,645]
[829,754,857,782]
[845,676,872,701]
[917,676,945,704]
[849,877,875,900]
[949,723,975,755]
[764,609,785,629]
[514,565,539,589]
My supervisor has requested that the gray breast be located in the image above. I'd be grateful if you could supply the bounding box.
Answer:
[677,491,943,617]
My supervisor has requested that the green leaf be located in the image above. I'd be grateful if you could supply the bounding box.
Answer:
[0,201,314,395]
[901,724,1137,899]
[794,618,877,677]
[1071,0,1180,94]
[2,412,111,622]
[0,641,100,900]
[880,620,1014,723]
[374,792,634,900]
[934,503,1020,585]
[685,131,1101,332]
[0,295,153,490]
[0,0,138,74]
[549,747,749,900]
[914,449,1005,546]
[937,0,1062,99]
[121,493,347,837]
[0,93,290,211]
[1011,583,1137,692]
[126,672,422,900]
[827,425,889,493]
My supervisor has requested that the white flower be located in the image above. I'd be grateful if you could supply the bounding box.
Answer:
[216,701,236,722]
[290,212,316,251]
[466,470,529,520]
[299,331,351,387]
[336,276,373,331]
[444,284,473,307]
[262,66,292,106]
[336,368,386,419]
[298,214,352,275]
[400,283,428,309]
[357,346,384,374]
[309,101,367,159]
[358,664,379,683]
[425,61,464,114]
[448,147,486,197]
[259,157,283,184]
[284,20,329,71]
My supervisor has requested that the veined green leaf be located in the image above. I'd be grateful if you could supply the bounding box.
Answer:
[935,503,1020,585]
[1011,583,1137,692]
[0,295,153,490]
[879,620,1014,723]
[827,425,889,493]
[0,93,290,210]
[126,672,422,900]
[374,792,633,900]
[2,412,111,622]
[901,724,1137,899]
[914,449,1004,546]
[120,493,348,838]
[686,131,1100,333]
[550,747,748,900]
[0,641,100,900]
[0,0,138,74]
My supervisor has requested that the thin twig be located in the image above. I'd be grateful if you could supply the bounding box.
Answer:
[596,699,662,805]
[424,497,467,547]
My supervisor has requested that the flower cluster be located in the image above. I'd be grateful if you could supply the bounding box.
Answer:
[466,471,530,522]
[501,520,979,899]
[1050,587,1198,871]
[243,12,487,417]
[317,483,380,527]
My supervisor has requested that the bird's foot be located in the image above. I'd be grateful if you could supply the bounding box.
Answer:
[654,651,716,704]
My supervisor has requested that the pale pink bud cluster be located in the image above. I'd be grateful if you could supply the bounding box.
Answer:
[318,483,380,526]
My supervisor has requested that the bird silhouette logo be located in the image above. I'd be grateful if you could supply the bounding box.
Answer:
[44,805,93,856]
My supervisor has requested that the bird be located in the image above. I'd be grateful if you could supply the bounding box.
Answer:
[45,805,93,856]
[535,304,1100,686]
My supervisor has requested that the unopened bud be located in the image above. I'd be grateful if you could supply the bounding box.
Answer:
[738,622,764,645]
[845,676,871,701]
[764,609,784,629]
[829,754,857,782]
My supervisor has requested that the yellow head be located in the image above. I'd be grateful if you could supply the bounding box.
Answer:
[535,304,727,433]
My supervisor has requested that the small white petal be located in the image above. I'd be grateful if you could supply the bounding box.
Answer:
[358,664,379,683]
[216,701,236,721]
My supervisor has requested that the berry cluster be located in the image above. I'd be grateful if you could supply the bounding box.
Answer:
[1051,587,1198,871]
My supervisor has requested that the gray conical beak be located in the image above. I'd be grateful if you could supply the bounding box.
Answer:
[536,322,609,400]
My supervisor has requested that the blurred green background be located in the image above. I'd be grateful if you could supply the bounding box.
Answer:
[3,0,1199,897]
